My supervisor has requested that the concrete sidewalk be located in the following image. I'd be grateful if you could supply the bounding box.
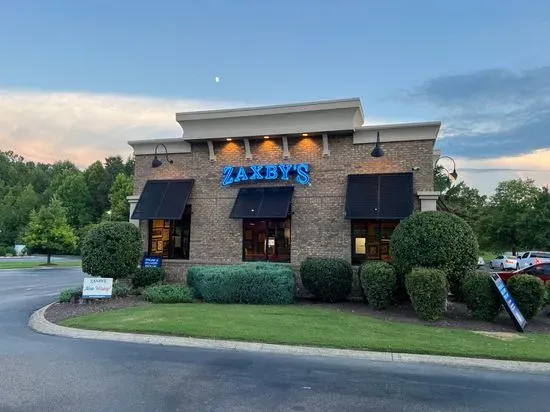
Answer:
[29,303,550,374]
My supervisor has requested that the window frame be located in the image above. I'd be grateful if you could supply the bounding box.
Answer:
[242,217,291,263]
[147,205,191,260]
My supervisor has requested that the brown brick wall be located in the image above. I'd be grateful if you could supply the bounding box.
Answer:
[134,135,434,271]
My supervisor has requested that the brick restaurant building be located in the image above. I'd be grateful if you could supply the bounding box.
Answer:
[127,98,442,283]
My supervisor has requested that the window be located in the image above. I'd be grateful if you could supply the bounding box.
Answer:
[243,218,291,262]
[148,205,191,259]
[351,220,399,265]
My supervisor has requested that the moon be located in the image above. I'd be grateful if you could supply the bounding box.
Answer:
[215,76,220,83]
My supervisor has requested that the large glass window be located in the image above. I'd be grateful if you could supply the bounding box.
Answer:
[148,205,191,259]
[243,218,291,262]
[351,220,399,265]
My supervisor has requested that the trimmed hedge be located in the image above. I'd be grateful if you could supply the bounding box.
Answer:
[300,257,352,302]
[359,261,396,310]
[81,222,142,279]
[507,275,545,319]
[405,268,448,321]
[462,272,501,321]
[187,262,295,304]
[59,287,82,303]
[112,282,132,298]
[0,245,16,257]
[391,211,479,298]
[545,283,550,306]
[132,267,166,289]
[143,284,194,303]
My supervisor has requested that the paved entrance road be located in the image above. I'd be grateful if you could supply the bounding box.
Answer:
[2,269,550,412]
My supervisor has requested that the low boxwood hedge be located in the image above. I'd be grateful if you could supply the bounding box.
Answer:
[142,284,194,304]
[359,261,396,310]
[187,262,295,304]
[462,272,501,321]
[405,267,448,321]
[300,257,352,302]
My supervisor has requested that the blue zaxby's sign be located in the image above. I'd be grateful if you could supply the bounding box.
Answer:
[222,163,310,186]
[490,273,527,332]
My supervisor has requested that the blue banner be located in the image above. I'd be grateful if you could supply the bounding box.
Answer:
[491,273,527,332]
[142,256,162,268]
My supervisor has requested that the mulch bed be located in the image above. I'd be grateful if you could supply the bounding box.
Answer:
[45,295,550,334]
[45,296,150,324]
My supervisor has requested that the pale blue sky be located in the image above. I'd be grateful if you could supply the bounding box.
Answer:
[1,0,550,192]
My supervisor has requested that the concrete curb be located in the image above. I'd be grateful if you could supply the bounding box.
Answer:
[29,303,550,373]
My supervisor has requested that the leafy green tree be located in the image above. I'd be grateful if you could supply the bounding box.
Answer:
[55,173,93,229]
[22,196,78,264]
[124,157,135,176]
[104,156,126,191]
[0,184,40,245]
[525,186,550,250]
[434,165,452,192]
[443,181,487,236]
[109,173,134,221]
[478,179,541,255]
[84,161,108,221]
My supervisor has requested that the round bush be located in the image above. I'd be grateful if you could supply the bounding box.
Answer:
[300,257,352,302]
[132,267,166,288]
[143,284,194,303]
[81,222,142,279]
[391,211,479,298]
[405,268,448,321]
[359,261,396,310]
[507,275,545,319]
[462,272,501,321]
[112,282,132,298]
[59,287,82,303]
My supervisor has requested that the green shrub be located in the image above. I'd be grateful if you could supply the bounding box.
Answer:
[132,267,166,288]
[359,261,396,310]
[142,284,194,303]
[507,275,545,319]
[81,222,141,279]
[0,245,16,257]
[462,272,501,321]
[405,268,448,321]
[391,211,479,298]
[545,283,550,306]
[59,287,82,303]
[188,263,295,304]
[112,282,132,298]
[300,257,352,302]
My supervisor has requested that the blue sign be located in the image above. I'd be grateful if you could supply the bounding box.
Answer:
[222,163,310,186]
[142,256,162,268]
[490,273,527,332]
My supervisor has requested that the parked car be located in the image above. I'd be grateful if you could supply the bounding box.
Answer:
[477,256,485,268]
[497,262,550,283]
[518,251,550,269]
[489,254,517,270]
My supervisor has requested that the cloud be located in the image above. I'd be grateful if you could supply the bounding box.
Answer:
[0,89,242,168]
[404,66,550,160]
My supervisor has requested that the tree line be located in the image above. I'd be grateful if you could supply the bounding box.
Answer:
[435,167,550,255]
[0,150,134,260]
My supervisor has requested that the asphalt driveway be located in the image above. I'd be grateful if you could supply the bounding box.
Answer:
[1,267,550,411]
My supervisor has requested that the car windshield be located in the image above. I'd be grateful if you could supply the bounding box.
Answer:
[522,252,529,258]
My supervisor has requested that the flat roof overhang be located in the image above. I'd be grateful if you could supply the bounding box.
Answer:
[175,98,365,141]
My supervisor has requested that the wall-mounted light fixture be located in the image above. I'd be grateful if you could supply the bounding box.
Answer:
[152,143,173,168]
[371,131,384,157]
[435,155,458,180]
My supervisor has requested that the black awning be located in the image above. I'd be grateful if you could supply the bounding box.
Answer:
[345,173,413,219]
[230,187,294,219]
[131,179,194,220]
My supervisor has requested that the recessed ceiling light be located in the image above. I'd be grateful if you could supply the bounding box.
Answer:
[263,135,270,139]
[226,138,232,141]
[302,133,309,136]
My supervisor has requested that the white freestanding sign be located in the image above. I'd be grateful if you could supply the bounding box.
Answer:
[82,277,113,299]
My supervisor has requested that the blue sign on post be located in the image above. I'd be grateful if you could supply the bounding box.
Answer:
[490,273,527,332]
[142,256,162,268]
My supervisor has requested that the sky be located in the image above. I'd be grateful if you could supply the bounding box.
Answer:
[1,0,549,195]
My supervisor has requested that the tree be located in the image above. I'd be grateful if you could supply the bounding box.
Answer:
[443,181,488,236]
[104,156,126,191]
[22,196,78,264]
[109,173,134,221]
[525,186,550,250]
[124,156,135,176]
[55,173,93,229]
[0,184,40,245]
[478,179,541,254]
[434,165,452,193]
[84,161,108,221]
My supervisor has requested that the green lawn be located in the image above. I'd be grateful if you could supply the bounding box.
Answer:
[479,250,495,263]
[62,303,550,362]
[0,260,81,270]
